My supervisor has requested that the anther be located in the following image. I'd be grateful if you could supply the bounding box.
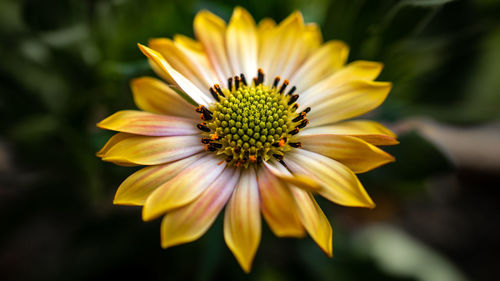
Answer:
[272,76,280,89]
[211,132,220,140]
[210,142,223,149]
[302,107,311,114]
[197,123,210,132]
[288,94,299,105]
[234,76,241,89]
[289,142,302,148]
[288,128,300,135]
[292,103,299,112]
[209,87,220,102]
[287,86,296,96]
[292,112,306,123]
[279,137,287,146]
[214,84,225,97]
[296,119,309,129]
[257,68,264,85]
[201,137,211,144]
[249,155,257,163]
[253,77,258,86]
[273,154,284,161]
[196,105,213,115]
[226,155,233,162]
[228,77,233,90]
[279,79,289,94]
[240,73,247,86]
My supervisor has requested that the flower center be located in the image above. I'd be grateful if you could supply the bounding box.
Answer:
[196,70,310,167]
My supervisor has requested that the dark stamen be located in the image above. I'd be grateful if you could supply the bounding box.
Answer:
[257,68,264,85]
[226,155,233,162]
[228,77,233,90]
[240,73,247,86]
[289,142,302,148]
[273,154,284,161]
[197,123,210,132]
[253,77,258,86]
[302,107,311,114]
[214,84,225,97]
[288,94,299,105]
[272,76,280,89]
[210,142,222,149]
[292,112,306,122]
[288,128,300,135]
[209,87,220,102]
[279,79,289,94]
[201,138,211,144]
[287,86,297,96]
[292,103,299,112]
[296,119,309,129]
[234,76,241,89]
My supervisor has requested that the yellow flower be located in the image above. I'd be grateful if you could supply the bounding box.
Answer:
[97,7,398,273]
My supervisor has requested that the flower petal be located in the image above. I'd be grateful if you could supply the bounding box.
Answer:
[100,135,203,166]
[224,167,261,273]
[138,44,214,105]
[142,154,225,221]
[130,77,196,119]
[97,110,198,136]
[306,80,392,127]
[173,34,220,87]
[194,10,232,83]
[226,7,258,81]
[298,134,395,173]
[259,12,308,83]
[257,166,305,237]
[160,167,240,248]
[300,120,398,146]
[289,40,348,91]
[149,38,211,91]
[287,149,375,208]
[113,154,203,206]
[290,187,333,257]
[263,160,321,191]
[301,60,384,103]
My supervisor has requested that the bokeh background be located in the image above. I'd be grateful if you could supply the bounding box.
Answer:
[1,0,499,280]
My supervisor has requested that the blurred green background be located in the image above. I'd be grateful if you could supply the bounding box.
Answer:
[1,0,499,280]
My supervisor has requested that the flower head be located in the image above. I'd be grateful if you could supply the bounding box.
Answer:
[97,7,398,273]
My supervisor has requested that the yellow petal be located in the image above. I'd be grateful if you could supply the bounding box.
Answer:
[263,160,321,191]
[287,149,375,208]
[130,77,196,118]
[100,135,203,166]
[301,60,384,103]
[160,167,240,248]
[194,10,232,83]
[224,167,261,273]
[226,7,258,80]
[173,34,220,87]
[306,80,392,127]
[290,187,333,257]
[149,38,210,91]
[142,155,225,221]
[138,44,214,105]
[300,120,398,146]
[257,167,305,237]
[299,134,395,173]
[96,132,132,158]
[97,110,198,136]
[303,23,323,50]
[289,40,349,91]
[113,154,202,206]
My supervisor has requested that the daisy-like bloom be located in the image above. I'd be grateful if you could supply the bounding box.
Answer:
[97,7,398,272]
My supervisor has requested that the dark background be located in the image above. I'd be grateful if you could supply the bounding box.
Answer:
[1,0,499,280]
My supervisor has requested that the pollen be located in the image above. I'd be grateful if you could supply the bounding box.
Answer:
[196,71,310,167]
